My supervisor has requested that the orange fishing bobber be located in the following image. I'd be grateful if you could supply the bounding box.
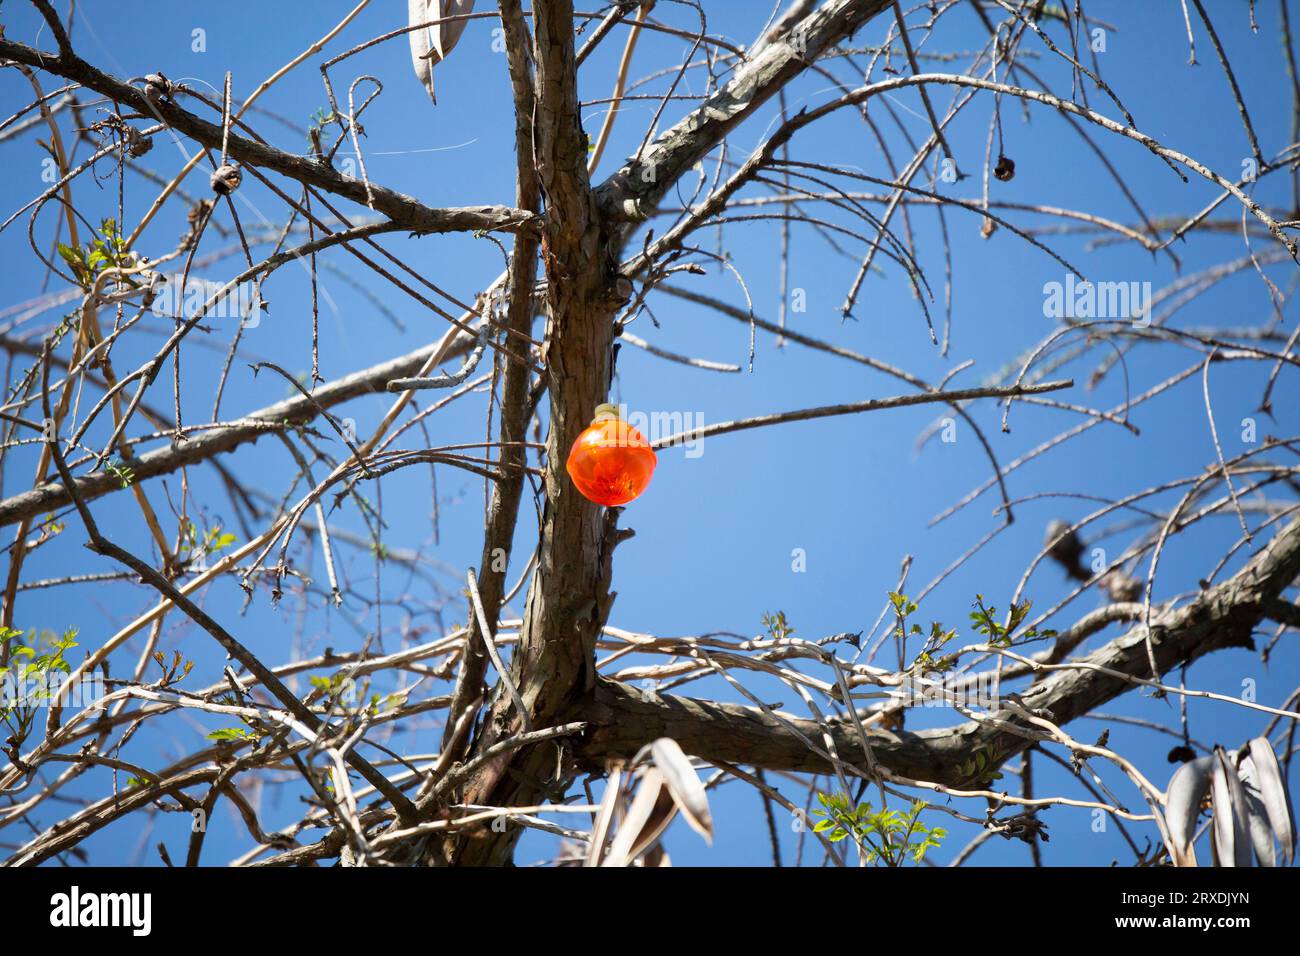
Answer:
[566,403,657,506]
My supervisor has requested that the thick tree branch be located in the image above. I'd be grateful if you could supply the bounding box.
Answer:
[434,0,909,867]
[0,36,540,238]
[576,514,1300,788]
[1264,598,1300,628]
[593,0,891,222]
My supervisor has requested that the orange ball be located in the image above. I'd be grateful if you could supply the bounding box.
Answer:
[566,404,657,506]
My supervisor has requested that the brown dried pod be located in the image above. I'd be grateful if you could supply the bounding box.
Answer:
[993,154,1016,181]
[125,127,152,158]
[1043,519,1087,580]
[1101,570,1142,603]
[142,72,171,109]
[210,163,242,196]
[187,198,215,226]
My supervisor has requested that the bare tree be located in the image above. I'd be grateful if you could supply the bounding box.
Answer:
[0,0,1296,868]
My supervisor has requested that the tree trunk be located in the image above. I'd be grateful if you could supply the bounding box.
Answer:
[431,0,625,866]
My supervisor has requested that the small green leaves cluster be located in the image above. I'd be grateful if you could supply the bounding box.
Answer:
[179,521,236,564]
[206,726,259,743]
[56,218,135,289]
[1,627,79,751]
[761,610,794,641]
[310,671,401,717]
[812,792,947,866]
[307,107,337,136]
[206,690,263,744]
[306,107,342,154]
[889,592,958,673]
[309,672,352,699]
[969,594,1055,648]
[151,649,193,688]
[888,590,918,622]
[955,747,1003,786]
[2,626,78,681]
[105,459,135,489]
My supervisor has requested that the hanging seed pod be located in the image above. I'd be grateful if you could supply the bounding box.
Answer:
[1101,570,1142,603]
[566,403,657,506]
[187,199,214,225]
[1043,519,1086,580]
[408,0,475,105]
[993,154,1016,181]
[142,73,172,109]
[210,163,242,196]
[124,126,152,158]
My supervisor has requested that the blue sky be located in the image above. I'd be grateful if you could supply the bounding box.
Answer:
[0,1,1296,866]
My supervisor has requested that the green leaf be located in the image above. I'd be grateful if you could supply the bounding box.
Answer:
[206,726,256,742]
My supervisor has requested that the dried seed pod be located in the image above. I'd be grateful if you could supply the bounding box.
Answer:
[187,198,214,226]
[993,154,1016,181]
[408,0,475,105]
[210,163,242,196]
[142,72,171,109]
[1043,519,1087,580]
[124,127,152,158]
[141,270,164,312]
[1101,570,1142,603]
